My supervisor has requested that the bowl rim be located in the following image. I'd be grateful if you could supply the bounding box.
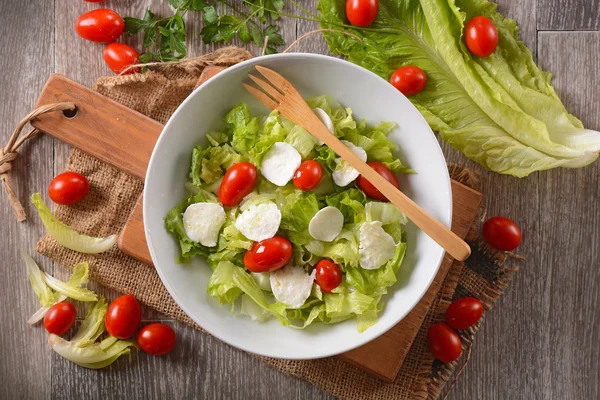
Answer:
[144,52,452,359]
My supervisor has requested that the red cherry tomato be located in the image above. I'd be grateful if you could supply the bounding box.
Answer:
[445,297,483,330]
[293,160,323,191]
[103,43,140,74]
[75,9,125,43]
[48,171,90,205]
[218,162,257,207]
[390,66,427,96]
[137,323,176,355]
[105,294,142,339]
[465,16,498,58]
[482,216,522,251]
[314,259,342,293]
[427,322,462,363]
[356,162,399,201]
[244,236,292,273]
[44,302,76,335]
[346,0,379,27]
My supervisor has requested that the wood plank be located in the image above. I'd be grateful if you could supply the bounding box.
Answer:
[538,0,600,30]
[0,0,55,399]
[339,181,482,381]
[51,321,332,400]
[32,74,163,180]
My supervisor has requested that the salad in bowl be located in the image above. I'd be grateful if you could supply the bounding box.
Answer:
[165,95,414,332]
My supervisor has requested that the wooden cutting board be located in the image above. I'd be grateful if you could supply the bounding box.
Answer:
[32,73,481,383]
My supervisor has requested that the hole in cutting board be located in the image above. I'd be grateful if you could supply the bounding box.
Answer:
[63,106,78,119]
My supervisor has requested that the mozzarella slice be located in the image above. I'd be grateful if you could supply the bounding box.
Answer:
[332,140,367,187]
[270,266,316,308]
[182,202,226,247]
[234,202,281,241]
[260,142,302,186]
[308,206,344,242]
[358,221,395,270]
[312,108,334,145]
[251,272,272,292]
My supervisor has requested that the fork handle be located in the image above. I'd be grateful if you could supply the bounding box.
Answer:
[301,115,471,261]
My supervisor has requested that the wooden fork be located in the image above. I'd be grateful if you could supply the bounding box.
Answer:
[244,65,471,261]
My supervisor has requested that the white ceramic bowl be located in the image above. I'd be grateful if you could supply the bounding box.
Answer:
[144,53,451,360]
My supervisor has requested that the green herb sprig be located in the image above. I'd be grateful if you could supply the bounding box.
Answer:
[124,0,286,63]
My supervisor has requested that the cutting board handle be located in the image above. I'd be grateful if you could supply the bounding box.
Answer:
[31,74,164,180]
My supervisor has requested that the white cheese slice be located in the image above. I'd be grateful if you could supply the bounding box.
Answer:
[251,272,272,292]
[260,142,302,186]
[358,221,395,270]
[332,140,367,187]
[308,206,344,242]
[234,202,281,241]
[182,202,226,247]
[312,108,334,145]
[270,266,316,309]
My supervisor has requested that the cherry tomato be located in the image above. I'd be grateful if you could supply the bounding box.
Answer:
[427,322,462,363]
[315,260,342,293]
[137,323,176,355]
[482,216,522,251]
[44,302,76,335]
[356,162,399,201]
[390,66,427,96]
[75,9,125,43]
[445,297,483,330]
[293,160,323,191]
[48,171,90,205]
[218,162,257,207]
[465,16,498,58]
[105,294,142,339]
[103,43,140,74]
[244,236,292,273]
[346,0,379,27]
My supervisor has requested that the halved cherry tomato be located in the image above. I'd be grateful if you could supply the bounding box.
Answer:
[356,162,399,201]
[427,322,462,363]
[218,162,257,207]
[293,160,323,191]
[48,171,90,205]
[315,259,342,293]
[244,236,292,273]
[445,297,483,330]
[105,294,142,339]
[44,302,76,335]
[75,9,125,43]
[103,43,140,74]
[137,323,176,355]
[465,16,498,58]
[482,216,522,251]
[390,66,427,96]
[346,0,379,27]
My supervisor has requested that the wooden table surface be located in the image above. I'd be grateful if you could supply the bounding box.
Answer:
[1,0,598,399]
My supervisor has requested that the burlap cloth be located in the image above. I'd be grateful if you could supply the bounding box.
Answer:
[37,47,516,399]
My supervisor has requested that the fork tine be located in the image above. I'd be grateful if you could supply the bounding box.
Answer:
[255,65,288,90]
[243,83,279,110]
[248,74,282,100]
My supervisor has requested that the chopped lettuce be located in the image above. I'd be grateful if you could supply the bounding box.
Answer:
[71,297,108,347]
[317,0,600,176]
[44,263,97,302]
[22,251,54,307]
[49,334,134,369]
[31,193,117,254]
[168,98,413,332]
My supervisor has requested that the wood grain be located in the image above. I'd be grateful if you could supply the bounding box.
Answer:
[538,0,600,30]
[32,74,163,180]
[2,0,599,399]
[0,1,55,399]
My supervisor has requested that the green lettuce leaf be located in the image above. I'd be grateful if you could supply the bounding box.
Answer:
[325,188,366,224]
[317,0,600,176]
[71,297,108,347]
[207,261,244,306]
[284,125,318,158]
[277,189,320,245]
[31,193,117,253]
[48,334,134,369]
[365,201,408,225]
[22,251,54,307]
[305,228,361,267]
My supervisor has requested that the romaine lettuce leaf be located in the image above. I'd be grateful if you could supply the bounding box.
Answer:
[22,251,54,307]
[71,297,108,347]
[317,0,600,176]
[32,193,117,254]
[325,188,366,224]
